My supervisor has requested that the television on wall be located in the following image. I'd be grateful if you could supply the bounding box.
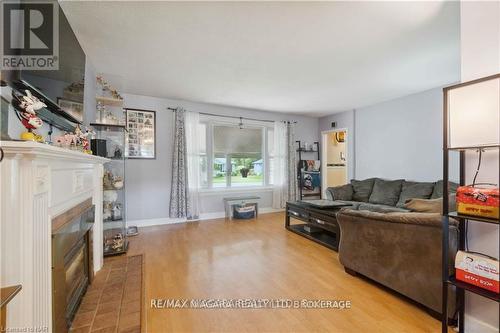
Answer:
[11,3,86,130]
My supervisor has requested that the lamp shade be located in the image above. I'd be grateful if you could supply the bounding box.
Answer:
[448,75,500,148]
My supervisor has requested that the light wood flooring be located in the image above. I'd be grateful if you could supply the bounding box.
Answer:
[126,212,447,333]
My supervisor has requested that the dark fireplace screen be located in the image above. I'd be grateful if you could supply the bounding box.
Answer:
[52,204,95,332]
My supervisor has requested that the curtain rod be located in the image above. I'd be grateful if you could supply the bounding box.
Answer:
[167,107,296,124]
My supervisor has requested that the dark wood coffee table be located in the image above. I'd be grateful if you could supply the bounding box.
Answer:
[285,201,351,251]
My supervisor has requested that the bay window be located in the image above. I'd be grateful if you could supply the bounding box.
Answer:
[199,115,274,189]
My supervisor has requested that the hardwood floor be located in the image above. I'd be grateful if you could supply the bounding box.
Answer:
[127,212,447,333]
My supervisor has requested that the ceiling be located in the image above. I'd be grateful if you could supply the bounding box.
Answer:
[60,1,460,117]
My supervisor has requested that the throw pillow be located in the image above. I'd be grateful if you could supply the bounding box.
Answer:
[404,194,457,213]
[431,180,459,199]
[330,184,353,201]
[396,181,435,208]
[404,198,442,213]
[368,178,403,206]
[351,178,376,202]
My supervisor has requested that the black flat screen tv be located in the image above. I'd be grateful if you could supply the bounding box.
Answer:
[12,3,86,130]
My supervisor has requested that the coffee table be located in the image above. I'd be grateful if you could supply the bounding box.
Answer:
[285,200,351,251]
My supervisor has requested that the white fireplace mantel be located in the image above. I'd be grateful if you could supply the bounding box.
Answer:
[0,141,109,332]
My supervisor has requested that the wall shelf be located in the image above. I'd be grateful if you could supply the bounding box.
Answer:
[447,212,499,225]
[447,144,499,151]
[96,96,124,107]
[447,277,500,303]
[90,122,126,129]
[296,141,321,200]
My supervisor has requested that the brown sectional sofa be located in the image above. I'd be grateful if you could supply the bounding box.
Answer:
[326,178,459,316]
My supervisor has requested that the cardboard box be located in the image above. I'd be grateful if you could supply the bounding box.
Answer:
[456,185,499,219]
[455,251,499,293]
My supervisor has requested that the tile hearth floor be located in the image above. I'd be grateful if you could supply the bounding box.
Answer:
[70,255,143,333]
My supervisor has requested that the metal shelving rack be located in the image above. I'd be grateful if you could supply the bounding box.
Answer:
[441,74,500,333]
[296,140,321,199]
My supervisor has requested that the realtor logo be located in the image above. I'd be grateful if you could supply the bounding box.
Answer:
[1,1,59,70]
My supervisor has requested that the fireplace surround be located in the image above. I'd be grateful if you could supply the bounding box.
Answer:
[0,141,107,332]
[52,199,95,332]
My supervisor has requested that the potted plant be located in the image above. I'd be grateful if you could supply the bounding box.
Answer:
[240,167,250,178]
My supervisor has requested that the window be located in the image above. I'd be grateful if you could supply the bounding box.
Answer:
[199,116,274,189]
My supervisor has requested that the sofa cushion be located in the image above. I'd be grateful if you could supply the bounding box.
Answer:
[405,194,457,213]
[351,178,375,202]
[396,181,435,208]
[337,208,458,227]
[334,200,362,210]
[431,180,459,199]
[327,184,353,201]
[368,179,403,206]
[358,203,409,213]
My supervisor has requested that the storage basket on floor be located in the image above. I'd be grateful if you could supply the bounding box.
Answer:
[233,204,256,219]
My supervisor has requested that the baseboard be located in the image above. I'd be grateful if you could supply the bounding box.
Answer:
[465,315,498,333]
[127,207,284,228]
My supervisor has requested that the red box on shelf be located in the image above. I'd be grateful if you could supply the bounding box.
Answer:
[456,185,499,219]
[455,251,499,293]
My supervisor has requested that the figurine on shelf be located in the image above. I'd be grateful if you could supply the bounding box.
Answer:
[102,107,118,124]
[111,233,125,251]
[112,176,124,189]
[96,75,123,100]
[71,125,94,153]
[54,125,93,151]
[112,202,122,220]
[11,89,46,141]
[54,132,75,148]
[103,202,113,221]
[82,127,95,154]
[114,146,122,159]
[96,101,105,122]
[103,170,114,190]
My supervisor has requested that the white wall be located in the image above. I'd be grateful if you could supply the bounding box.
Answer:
[319,88,460,183]
[460,1,500,332]
[83,58,97,125]
[123,93,319,223]
[355,87,460,182]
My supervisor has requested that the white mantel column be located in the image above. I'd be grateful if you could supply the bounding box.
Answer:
[460,1,500,332]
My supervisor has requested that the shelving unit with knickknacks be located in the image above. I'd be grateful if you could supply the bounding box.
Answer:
[441,74,500,333]
[90,122,128,256]
[296,140,321,200]
[90,74,130,256]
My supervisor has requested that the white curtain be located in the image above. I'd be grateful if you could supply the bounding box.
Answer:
[272,121,298,208]
[185,111,201,220]
[286,122,298,202]
[273,121,288,208]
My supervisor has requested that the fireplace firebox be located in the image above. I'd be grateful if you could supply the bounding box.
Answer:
[52,200,95,333]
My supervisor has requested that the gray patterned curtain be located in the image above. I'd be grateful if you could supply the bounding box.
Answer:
[169,108,191,218]
[286,122,299,201]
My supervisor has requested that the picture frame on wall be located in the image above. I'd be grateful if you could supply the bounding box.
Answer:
[125,108,156,159]
[57,97,84,123]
